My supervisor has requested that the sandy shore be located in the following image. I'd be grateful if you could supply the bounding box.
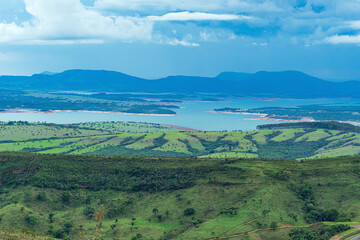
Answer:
[209,110,360,125]
[244,116,315,122]
[0,109,177,116]
[206,110,267,117]
[244,116,360,125]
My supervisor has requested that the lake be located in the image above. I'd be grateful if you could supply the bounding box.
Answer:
[0,98,358,131]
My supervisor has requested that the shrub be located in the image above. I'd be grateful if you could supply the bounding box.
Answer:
[61,191,71,204]
[83,207,95,219]
[270,222,277,230]
[184,208,195,216]
[25,214,37,225]
[36,191,47,201]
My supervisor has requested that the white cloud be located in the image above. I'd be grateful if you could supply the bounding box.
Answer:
[349,20,360,29]
[2,0,360,46]
[146,11,250,21]
[0,0,153,44]
[325,34,360,44]
[153,34,200,46]
[0,0,250,46]
[94,0,283,13]
[200,30,218,41]
[167,39,200,47]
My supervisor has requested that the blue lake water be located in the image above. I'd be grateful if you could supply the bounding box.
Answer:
[0,98,359,131]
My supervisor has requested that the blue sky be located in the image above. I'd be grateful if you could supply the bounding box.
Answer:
[0,0,360,80]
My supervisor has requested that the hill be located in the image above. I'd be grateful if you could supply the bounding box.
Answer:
[1,121,360,159]
[214,104,360,123]
[0,152,359,239]
[1,70,360,98]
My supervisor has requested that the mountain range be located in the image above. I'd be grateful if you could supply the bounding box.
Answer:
[1,69,360,98]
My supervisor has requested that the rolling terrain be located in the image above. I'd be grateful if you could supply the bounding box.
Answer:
[214,103,360,122]
[0,152,359,239]
[1,69,360,98]
[0,90,179,115]
[1,121,360,159]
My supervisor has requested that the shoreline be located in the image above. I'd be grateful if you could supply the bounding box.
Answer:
[0,109,178,116]
[210,110,360,125]
[244,116,360,125]
[206,110,267,117]
[161,124,200,132]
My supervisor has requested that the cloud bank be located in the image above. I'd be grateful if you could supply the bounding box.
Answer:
[0,0,359,46]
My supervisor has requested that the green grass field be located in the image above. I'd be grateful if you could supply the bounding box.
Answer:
[0,152,359,239]
[1,122,360,159]
[74,121,179,133]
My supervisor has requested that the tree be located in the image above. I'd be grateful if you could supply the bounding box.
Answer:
[152,208,158,215]
[83,207,96,219]
[184,208,195,216]
[270,222,277,230]
[61,191,71,204]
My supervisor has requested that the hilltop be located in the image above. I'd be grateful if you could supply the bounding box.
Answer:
[1,70,360,98]
[1,121,360,159]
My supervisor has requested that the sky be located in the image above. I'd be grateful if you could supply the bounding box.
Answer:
[0,0,360,80]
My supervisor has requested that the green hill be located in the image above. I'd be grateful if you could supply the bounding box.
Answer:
[0,152,359,239]
[1,121,360,159]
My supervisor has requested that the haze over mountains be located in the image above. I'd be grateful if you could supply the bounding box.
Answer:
[1,69,360,98]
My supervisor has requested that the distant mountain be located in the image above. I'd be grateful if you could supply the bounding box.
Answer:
[39,71,57,75]
[1,69,360,98]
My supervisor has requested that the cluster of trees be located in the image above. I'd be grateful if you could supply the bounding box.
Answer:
[292,184,343,223]
[289,224,350,240]
[0,152,227,192]
[257,121,360,133]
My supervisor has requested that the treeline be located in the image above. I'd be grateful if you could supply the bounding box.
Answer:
[0,152,223,192]
[257,121,360,133]
[289,224,350,240]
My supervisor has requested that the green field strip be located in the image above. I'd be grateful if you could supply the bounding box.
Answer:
[124,133,162,150]
[65,136,116,154]
[222,133,258,152]
[199,152,258,158]
[326,132,357,141]
[221,131,249,141]
[307,145,360,159]
[0,124,103,141]
[315,137,358,154]
[270,128,305,142]
[180,134,206,151]
[251,130,274,144]
[192,132,226,141]
[0,137,81,152]
[295,129,332,142]
[75,121,179,133]
[166,132,206,151]
[38,137,98,154]
[73,136,127,154]
[153,134,190,154]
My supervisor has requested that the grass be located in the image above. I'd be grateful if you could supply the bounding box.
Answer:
[0,152,359,239]
[0,122,105,141]
[294,129,332,142]
[74,121,179,133]
[1,122,360,159]
[0,229,57,239]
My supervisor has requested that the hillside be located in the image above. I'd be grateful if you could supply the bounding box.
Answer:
[214,104,360,123]
[0,152,359,239]
[1,70,360,98]
[1,121,360,159]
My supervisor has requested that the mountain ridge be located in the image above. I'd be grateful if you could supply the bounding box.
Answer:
[0,69,359,98]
